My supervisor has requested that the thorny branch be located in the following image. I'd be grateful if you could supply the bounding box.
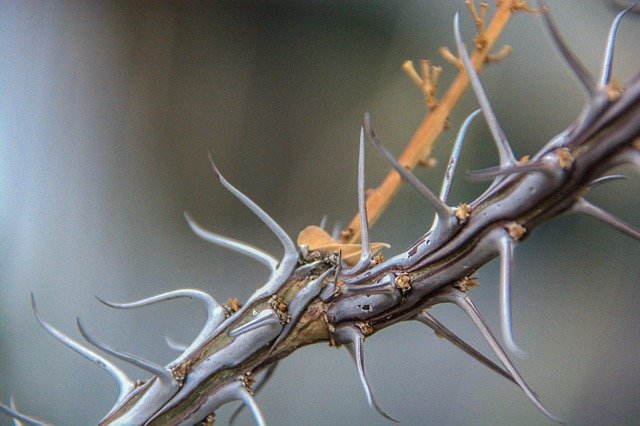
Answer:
[2,1,640,425]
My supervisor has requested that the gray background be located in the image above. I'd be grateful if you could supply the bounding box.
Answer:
[1,1,639,425]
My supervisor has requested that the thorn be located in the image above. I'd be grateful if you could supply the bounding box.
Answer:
[466,160,553,181]
[454,12,517,168]
[164,335,188,353]
[599,3,635,87]
[344,127,373,275]
[207,154,299,303]
[439,109,481,203]
[76,317,176,386]
[498,236,529,359]
[335,325,399,423]
[319,214,328,231]
[364,113,453,223]
[435,286,562,423]
[0,400,50,426]
[414,310,518,386]
[589,174,628,188]
[536,0,597,96]
[230,363,278,425]
[30,293,135,404]
[228,310,282,338]
[570,198,640,240]
[184,211,278,273]
[233,383,267,426]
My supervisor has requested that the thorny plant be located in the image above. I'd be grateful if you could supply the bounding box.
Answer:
[3,1,640,424]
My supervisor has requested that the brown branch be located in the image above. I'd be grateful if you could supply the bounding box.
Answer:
[341,1,521,244]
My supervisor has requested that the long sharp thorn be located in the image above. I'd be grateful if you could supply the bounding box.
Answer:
[346,127,373,274]
[76,317,176,385]
[414,310,517,385]
[340,326,399,423]
[230,363,279,425]
[447,289,562,423]
[319,214,328,231]
[537,0,597,96]
[439,109,481,203]
[234,385,267,426]
[30,294,134,404]
[589,174,628,188]
[364,113,452,221]
[228,310,281,337]
[454,12,516,168]
[599,3,635,87]
[164,335,188,353]
[208,153,298,293]
[571,198,640,240]
[184,211,278,273]
[0,401,50,426]
[498,236,528,359]
[466,161,553,181]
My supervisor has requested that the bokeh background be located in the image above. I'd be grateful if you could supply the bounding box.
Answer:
[1,1,639,425]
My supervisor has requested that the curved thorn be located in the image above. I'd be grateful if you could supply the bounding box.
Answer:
[234,385,267,426]
[184,211,278,273]
[414,310,517,386]
[9,396,24,426]
[364,112,452,221]
[345,127,373,275]
[444,289,562,423]
[466,161,553,181]
[76,317,175,385]
[30,294,135,404]
[599,3,636,87]
[571,198,640,240]
[439,109,481,203]
[230,363,278,425]
[320,252,342,301]
[207,153,298,269]
[164,334,188,353]
[338,325,399,423]
[498,236,529,359]
[228,310,281,338]
[589,174,628,188]
[0,401,50,426]
[454,12,516,168]
[537,0,597,96]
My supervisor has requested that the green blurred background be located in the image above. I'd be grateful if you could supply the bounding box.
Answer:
[1,1,639,425]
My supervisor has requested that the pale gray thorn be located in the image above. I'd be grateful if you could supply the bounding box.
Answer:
[320,252,342,301]
[0,401,50,426]
[537,0,597,96]
[414,311,517,386]
[9,396,24,426]
[466,161,553,181]
[164,334,188,353]
[439,109,481,203]
[599,3,636,87]
[498,236,529,359]
[589,174,628,188]
[344,127,373,275]
[184,211,278,273]
[30,294,135,404]
[234,385,267,426]
[96,289,225,349]
[571,198,640,240]
[364,112,453,221]
[453,12,516,168]
[445,289,562,423]
[319,214,328,231]
[76,317,176,385]
[208,153,298,266]
[228,309,281,338]
[339,325,399,423]
[230,363,279,425]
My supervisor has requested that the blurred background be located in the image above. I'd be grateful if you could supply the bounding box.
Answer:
[1,1,639,425]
